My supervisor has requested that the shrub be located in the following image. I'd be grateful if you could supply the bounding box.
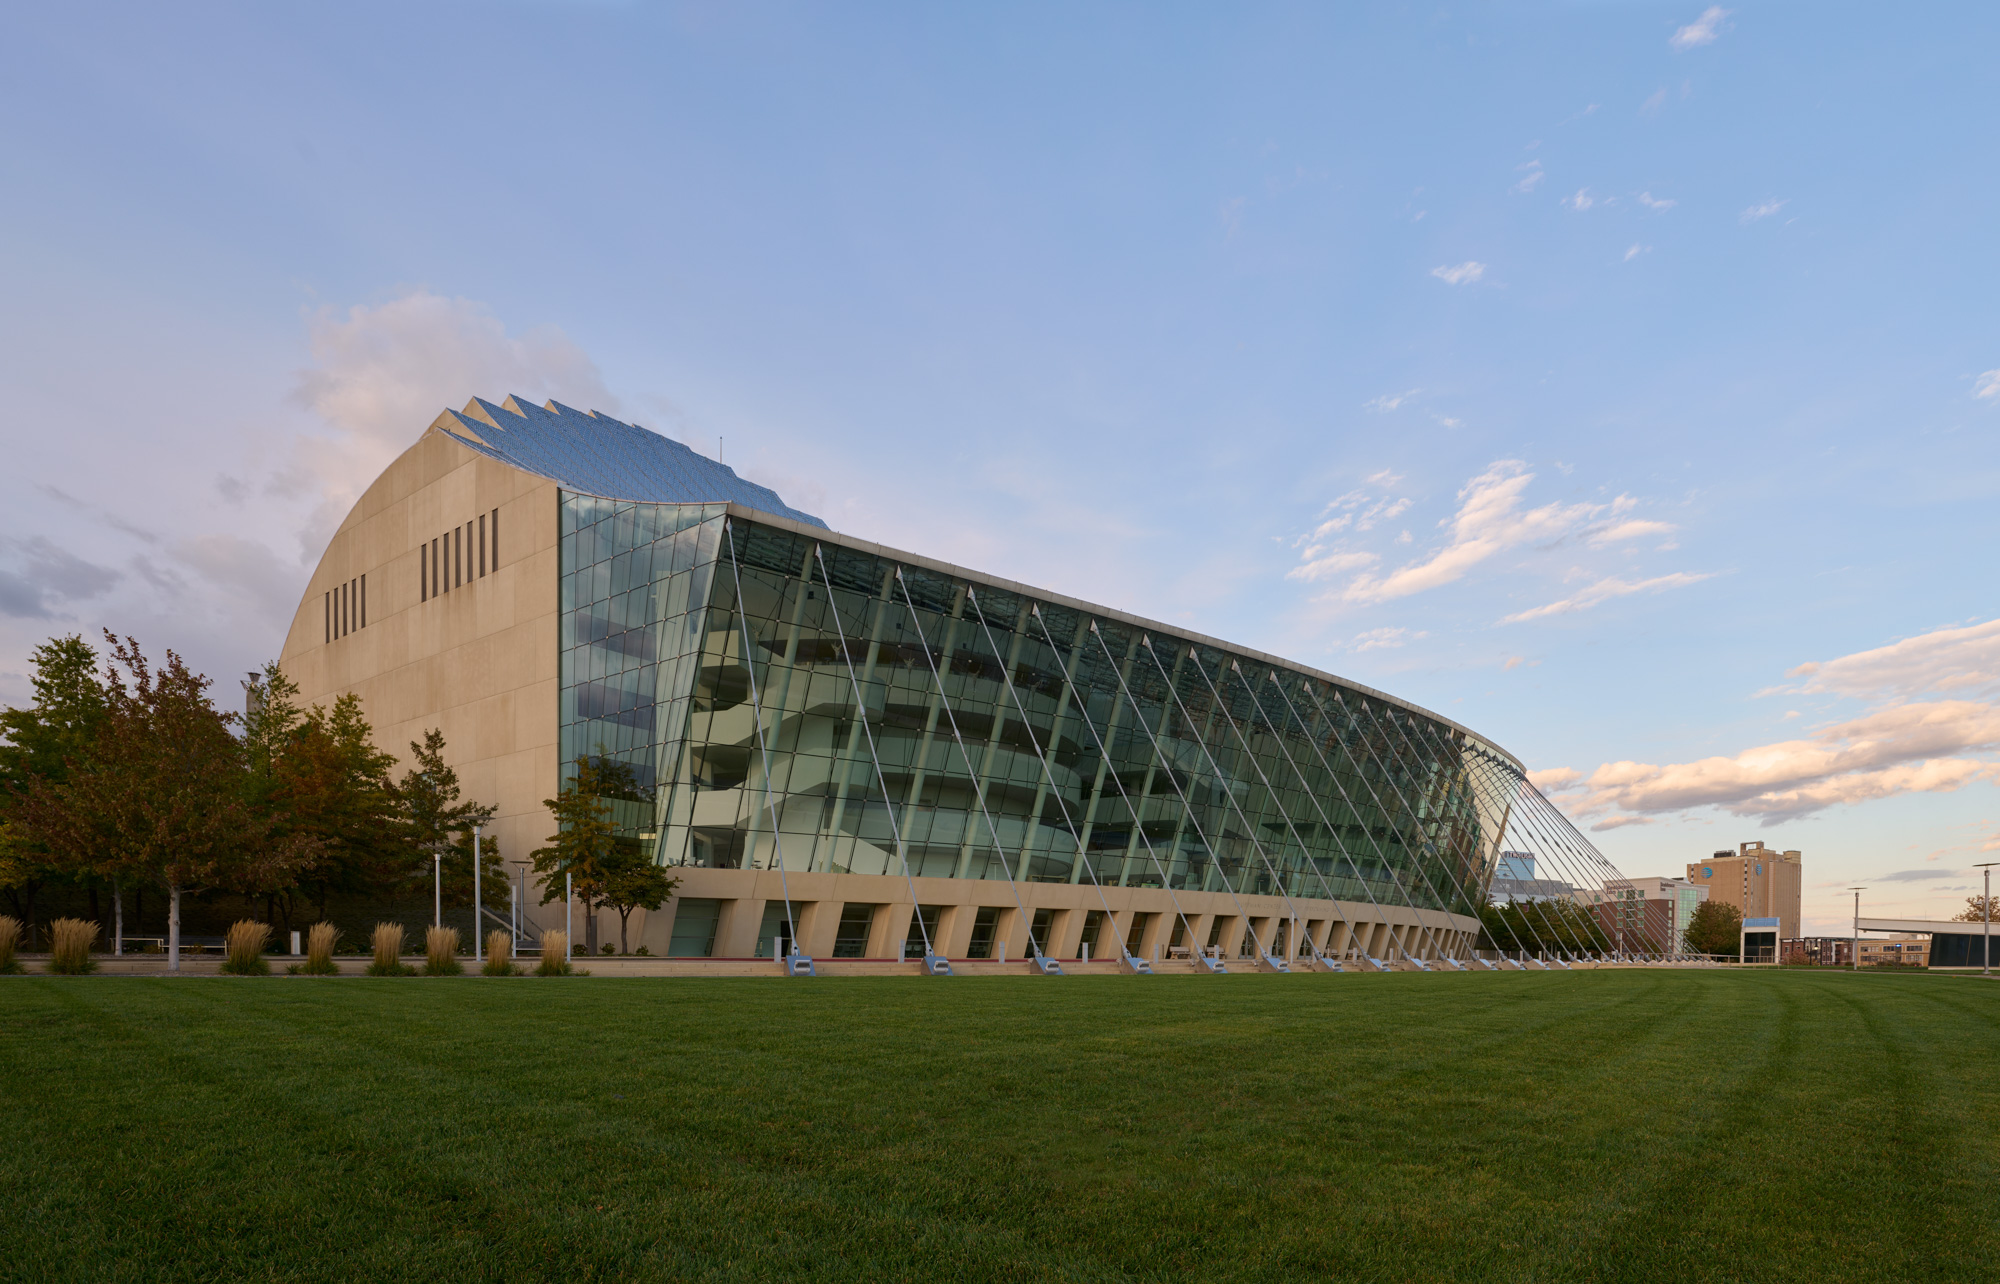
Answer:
[302,922,340,975]
[367,923,415,977]
[634,945,651,957]
[535,930,572,977]
[483,930,517,976]
[0,915,21,974]
[424,926,463,976]
[48,918,98,975]
[222,920,273,976]
[602,942,616,956]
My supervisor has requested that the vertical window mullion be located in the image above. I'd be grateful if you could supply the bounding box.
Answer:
[360,573,367,628]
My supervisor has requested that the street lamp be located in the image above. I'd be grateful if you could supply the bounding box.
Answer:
[1848,887,1865,971]
[1975,863,1998,977]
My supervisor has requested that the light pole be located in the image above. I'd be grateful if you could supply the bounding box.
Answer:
[472,825,483,966]
[1975,863,1998,977]
[433,850,443,928]
[1848,887,1865,971]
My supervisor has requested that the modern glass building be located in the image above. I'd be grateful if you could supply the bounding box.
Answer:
[282,396,1652,968]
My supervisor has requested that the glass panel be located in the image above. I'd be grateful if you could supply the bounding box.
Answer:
[965,906,999,959]
[666,899,721,957]
[831,903,877,958]
[904,905,943,958]
[755,901,804,958]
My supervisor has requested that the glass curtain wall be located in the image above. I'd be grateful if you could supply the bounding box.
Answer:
[559,495,727,848]
[561,511,1533,917]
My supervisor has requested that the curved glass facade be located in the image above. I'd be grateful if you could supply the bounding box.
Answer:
[560,496,1548,924]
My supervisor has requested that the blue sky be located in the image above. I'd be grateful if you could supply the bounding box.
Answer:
[4,2,1997,932]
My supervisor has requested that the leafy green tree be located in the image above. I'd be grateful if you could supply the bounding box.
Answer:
[395,728,504,920]
[0,636,110,943]
[1478,899,1613,957]
[599,846,677,954]
[243,664,412,929]
[532,754,649,954]
[13,634,308,967]
[1684,900,1742,959]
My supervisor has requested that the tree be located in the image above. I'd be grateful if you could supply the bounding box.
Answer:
[531,754,647,954]
[394,729,504,921]
[1684,900,1743,959]
[12,634,308,969]
[599,847,677,954]
[1478,899,1612,957]
[1951,895,2000,923]
[245,664,411,929]
[0,636,109,945]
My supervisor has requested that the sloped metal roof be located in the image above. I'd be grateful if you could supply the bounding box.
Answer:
[435,395,828,529]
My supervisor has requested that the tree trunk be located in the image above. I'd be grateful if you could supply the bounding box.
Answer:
[585,906,598,955]
[618,908,631,955]
[168,883,182,973]
[113,877,123,956]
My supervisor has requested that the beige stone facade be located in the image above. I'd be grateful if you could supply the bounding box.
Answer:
[279,427,562,877]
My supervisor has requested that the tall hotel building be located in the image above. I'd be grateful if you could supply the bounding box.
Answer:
[282,396,1642,966]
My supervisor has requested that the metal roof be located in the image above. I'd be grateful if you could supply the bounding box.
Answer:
[434,395,828,528]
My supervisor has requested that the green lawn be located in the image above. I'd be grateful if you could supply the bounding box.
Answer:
[1,970,1995,1282]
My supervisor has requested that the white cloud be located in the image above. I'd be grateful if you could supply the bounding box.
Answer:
[1741,199,1788,222]
[1670,7,1731,51]
[1351,626,1428,652]
[1499,571,1712,624]
[1624,245,1650,262]
[1574,701,2000,822]
[1641,89,1668,116]
[1529,766,1583,792]
[1342,461,1602,604]
[1785,617,2000,701]
[1974,370,2000,400]
[1431,261,1486,285]
[1286,550,1379,584]
[1638,192,1676,211]
[1586,517,1677,547]
[287,290,618,558]
[1513,162,1545,194]
[1561,620,2000,826]
[1365,389,1419,412]
[1563,188,1596,212]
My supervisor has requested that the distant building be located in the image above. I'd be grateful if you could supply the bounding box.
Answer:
[1595,876,1708,958]
[1783,937,1853,966]
[1856,935,1929,967]
[1856,916,1994,968]
[1488,852,1578,904]
[1686,841,1802,940]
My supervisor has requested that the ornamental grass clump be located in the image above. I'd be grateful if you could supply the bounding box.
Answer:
[222,920,273,976]
[535,930,572,977]
[0,916,21,974]
[367,923,415,977]
[424,926,463,976]
[48,918,98,975]
[482,930,516,977]
[302,922,340,975]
